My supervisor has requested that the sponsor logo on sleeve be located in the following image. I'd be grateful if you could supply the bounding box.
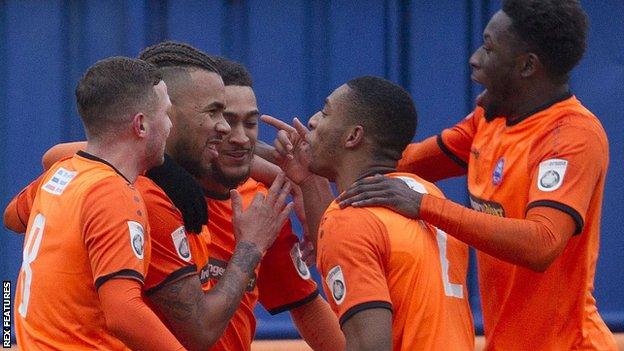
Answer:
[41,167,77,195]
[326,265,346,305]
[128,221,145,259]
[290,243,311,280]
[171,226,192,262]
[537,158,568,192]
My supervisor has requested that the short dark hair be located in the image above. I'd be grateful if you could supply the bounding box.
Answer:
[211,56,253,87]
[502,0,588,82]
[138,40,219,74]
[75,56,162,138]
[345,76,417,162]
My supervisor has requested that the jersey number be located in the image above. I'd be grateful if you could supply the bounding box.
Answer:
[436,228,464,298]
[18,213,46,318]
[397,176,465,299]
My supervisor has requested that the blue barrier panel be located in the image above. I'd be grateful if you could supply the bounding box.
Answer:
[1,1,622,343]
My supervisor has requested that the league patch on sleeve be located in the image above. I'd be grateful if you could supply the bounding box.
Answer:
[326,265,346,305]
[41,167,77,195]
[171,226,192,262]
[128,221,145,259]
[537,158,568,192]
[290,243,310,280]
[396,176,428,194]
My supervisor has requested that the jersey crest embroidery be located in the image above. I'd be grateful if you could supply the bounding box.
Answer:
[492,157,504,185]
[290,243,310,280]
[127,221,145,259]
[537,158,568,192]
[326,265,346,305]
[171,226,192,262]
[41,167,77,195]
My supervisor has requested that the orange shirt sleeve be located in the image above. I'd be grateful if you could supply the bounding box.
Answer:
[3,174,45,233]
[526,121,608,234]
[82,177,150,289]
[316,206,392,326]
[137,178,198,294]
[42,141,87,170]
[98,278,185,350]
[437,108,482,168]
[257,218,318,315]
[398,137,468,182]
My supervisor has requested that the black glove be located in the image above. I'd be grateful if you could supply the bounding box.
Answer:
[145,154,208,234]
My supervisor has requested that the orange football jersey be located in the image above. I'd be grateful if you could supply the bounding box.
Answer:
[427,94,616,350]
[317,172,474,351]
[14,151,150,350]
[204,178,318,351]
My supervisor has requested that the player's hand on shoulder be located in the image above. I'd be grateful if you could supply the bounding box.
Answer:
[231,172,294,253]
[337,174,423,219]
[260,114,313,185]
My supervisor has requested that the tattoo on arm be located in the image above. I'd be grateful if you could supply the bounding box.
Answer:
[209,241,263,316]
[229,241,262,275]
[150,277,202,322]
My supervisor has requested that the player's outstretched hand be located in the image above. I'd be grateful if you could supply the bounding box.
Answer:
[336,174,423,219]
[260,115,313,185]
[231,172,294,253]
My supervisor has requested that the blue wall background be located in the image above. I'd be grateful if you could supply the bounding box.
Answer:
[1,0,622,341]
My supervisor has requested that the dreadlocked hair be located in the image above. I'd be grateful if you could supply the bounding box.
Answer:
[138,40,219,73]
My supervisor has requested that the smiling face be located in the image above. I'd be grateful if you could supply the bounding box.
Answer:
[209,85,259,189]
[469,10,526,115]
[307,84,353,181]
[166,69,231,178]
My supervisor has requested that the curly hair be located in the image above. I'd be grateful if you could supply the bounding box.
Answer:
[138,40,218,73]
[211,56,253,87]
[502,0,588,82]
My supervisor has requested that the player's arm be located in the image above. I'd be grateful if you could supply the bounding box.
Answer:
[317,208,393,351]
[4,141,86,232]
[148,174,294,350]
[397,136,467,182]
[341,308,392,351]
[398,109,480,182]
[41,141,86,170]
[255,219,344,350]
[3,174,46,233]
[84,178,185,350]
[98,278,185,350]
[289,295,346,351]
[254,139,277,164]
[338,123,603,272]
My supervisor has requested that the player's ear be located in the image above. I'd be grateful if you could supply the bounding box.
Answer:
[345,125,364,149]
[131,113,147,138]
[520,53,540,78]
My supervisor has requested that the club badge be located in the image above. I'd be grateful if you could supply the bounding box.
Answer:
[492,157,505,185]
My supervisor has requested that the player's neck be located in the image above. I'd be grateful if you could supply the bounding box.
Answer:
[504,82,570,120]
[199,177,230,198]
[335,155,395,194]
[85,141,143,183]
